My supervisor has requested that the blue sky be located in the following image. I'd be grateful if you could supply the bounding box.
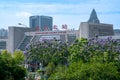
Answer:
[0,0,120,30]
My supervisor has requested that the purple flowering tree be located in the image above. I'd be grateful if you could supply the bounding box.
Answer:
[49,37,120,80]
[25,39,70,72]
[69,37,120,63]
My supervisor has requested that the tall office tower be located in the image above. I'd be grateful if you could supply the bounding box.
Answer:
[88,9,100,23]
[29,15,53,31]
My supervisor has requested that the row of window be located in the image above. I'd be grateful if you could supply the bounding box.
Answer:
[0,41,6,49]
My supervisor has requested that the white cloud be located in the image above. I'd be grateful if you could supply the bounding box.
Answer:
[15,12,32,18]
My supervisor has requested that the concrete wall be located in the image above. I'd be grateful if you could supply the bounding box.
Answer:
[8,26,35,53]
[79,22,89,39]
[88,23,114,38]
[79,22,114,39]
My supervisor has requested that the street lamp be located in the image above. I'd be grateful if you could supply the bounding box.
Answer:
[18,23,28,27]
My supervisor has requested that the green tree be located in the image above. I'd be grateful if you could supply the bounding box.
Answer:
[49,37,120,80]
[13,50,25,64]
[0,50,27,80]
[49,61,120,80]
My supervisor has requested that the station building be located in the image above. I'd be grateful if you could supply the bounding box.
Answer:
[0,9,115,53]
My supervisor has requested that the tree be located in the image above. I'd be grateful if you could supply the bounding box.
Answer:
[13,50,25,64]
[26,40,70,68]
[49,37,120,80]
[69,37,120,63]
[0,50,27,80]
[49,61,120,80]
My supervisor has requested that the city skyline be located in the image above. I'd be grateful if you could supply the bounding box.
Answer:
[0,0,120,29]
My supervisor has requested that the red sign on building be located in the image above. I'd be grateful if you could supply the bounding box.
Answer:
[44,26,49,31]
[36,26,40,31]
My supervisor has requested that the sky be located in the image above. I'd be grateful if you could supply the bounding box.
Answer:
[0,0,120,30]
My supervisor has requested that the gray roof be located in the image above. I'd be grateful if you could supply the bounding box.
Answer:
[88,9,100,23]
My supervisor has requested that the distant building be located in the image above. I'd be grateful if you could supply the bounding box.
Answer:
[0,28,8,37]
[114,29,120,35]
[0,29,8,51]
[0,36,7,51]
[29,15,53,31]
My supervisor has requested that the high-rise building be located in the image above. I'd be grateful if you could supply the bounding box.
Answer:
[29,15,53,31]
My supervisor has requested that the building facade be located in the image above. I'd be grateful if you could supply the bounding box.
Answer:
[8,26,36,53]
[0,36,8,51]
[79,9,114,39]
[79,22,114,39]
[29,15,53,31]
[16,30,78,51]
[0,28,8,37]
[0,29,8,51]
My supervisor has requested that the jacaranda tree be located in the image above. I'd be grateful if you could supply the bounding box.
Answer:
[69,37,120,63]
[25,39,70,78]
[49,37,120,80]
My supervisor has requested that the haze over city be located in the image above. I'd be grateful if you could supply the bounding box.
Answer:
[0,0,120,29]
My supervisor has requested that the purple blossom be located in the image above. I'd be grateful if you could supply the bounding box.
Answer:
[107,36,112,41]
[23,50,28,55]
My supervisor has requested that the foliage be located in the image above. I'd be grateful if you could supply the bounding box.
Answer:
[49,37,120,79]
[13,50,25,64]
[49,61,120,80]
[25,37,120,79]
[69,37,120,63]
[45,62,56,77]
[0,50,26,80]
[26,39,70,67]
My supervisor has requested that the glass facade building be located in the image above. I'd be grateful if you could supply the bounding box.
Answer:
[29,15,53,31]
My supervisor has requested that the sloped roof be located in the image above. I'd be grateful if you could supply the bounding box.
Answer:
[88,9,100,23]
